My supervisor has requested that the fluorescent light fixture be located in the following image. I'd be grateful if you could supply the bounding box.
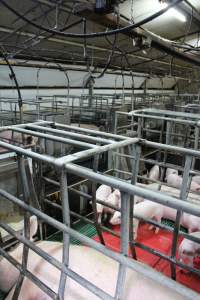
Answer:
[160,2,186,23]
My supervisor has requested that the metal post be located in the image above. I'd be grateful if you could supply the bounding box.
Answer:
[129,144,141,259]
[170,155,193,280]
[91,153,105,245]
[12,155,31,300]
[114,192,130,300]
[58,169,70,300]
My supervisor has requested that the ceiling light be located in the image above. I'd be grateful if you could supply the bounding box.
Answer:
[160,2,186,23]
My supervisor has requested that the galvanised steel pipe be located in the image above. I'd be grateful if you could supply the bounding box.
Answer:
[65,164,200,217]
[25,124,114,145]
[0,190,199,300]
[10,127,97,149]
[0,224,113,300]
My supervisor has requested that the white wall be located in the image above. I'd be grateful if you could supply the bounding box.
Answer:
[0,64,175,101]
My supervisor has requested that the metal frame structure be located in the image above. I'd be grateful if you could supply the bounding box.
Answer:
[0,121,200,299]
[114,108,200,149]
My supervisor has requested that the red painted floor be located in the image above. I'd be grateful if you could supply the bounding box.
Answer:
[93,224,200,294]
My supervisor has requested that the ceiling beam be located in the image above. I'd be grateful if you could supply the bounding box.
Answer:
[77,6,200,67]
[0,25,193,72]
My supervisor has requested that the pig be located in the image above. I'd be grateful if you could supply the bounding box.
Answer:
[167,174,200,193]
[190,181,200,193]
[93,184,112,223]
[166,173,182,189]
[179,231,200,267]
[192,176,200,186]
[110,200,164,239]
[0,215,38,292]
[181,213,200,234]
[148,165,160,181]
[110,201,177,239]
[104,189,121,214]
[165,168,178,181]
[4,219,188,300]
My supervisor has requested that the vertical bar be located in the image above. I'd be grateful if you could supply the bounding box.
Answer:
[58,169,70,300]
[12,156,31,300]
[114,192,130,300]
[129,144,141,259]
[159,121,172,188]
[170,155,193,280]
[114,112,118,134]
[194,126,199,150]
[137,117,142,138]
[91,154,105,245]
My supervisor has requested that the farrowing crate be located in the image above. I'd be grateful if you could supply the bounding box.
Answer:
[0,121,199,300]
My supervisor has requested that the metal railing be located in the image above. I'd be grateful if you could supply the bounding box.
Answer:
[114,108,200,149]
[0,121,200,299]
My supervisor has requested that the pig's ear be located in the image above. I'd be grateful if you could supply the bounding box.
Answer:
[30,215,38,239]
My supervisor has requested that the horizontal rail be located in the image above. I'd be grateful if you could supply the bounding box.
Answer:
[0,191,199,300]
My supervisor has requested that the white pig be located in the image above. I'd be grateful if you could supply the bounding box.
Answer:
[110,201,164,239]
[165,168,178,181]
[94,184,112,223]
[4,241,188,299]
[104,189,121,213]
[110,201,177,239]
[166,174,182,189]
[192,176,200,185]
[148,165,160,181]
[1,216,190,300]
[181,213,200,234]
[179,231,200,267]
[167,174,200,193]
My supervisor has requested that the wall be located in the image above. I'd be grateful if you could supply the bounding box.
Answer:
[0,64,175,100]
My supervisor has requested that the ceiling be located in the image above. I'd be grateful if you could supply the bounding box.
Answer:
[0,0,200,83]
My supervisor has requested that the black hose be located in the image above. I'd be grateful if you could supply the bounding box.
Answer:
[0,0,183,39]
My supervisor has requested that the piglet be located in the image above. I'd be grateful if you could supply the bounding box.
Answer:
[104,189,121,214]
[110,201,177,240]
[179,231,200,267]
[192,176,200,185]
[110,200,164,239]
[181,213,200,234]
[166,173,182,189]
[94,184,112,223]
[148,165,160,181]
[165,168,178,181]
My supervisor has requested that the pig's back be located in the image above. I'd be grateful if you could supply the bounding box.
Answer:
[6,244,188,300]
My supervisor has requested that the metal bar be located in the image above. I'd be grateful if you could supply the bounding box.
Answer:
[114,192,130,299]
[0,140,55,164]
[55,138,138,166]
[129,144,141,259]
[12,156,31,300]
[0,192,199,300]
[54,122,126,140]
[44,196,200,254]
[58,169,70,299]
[0,223,114,300]
[65,164,200,217]
[112,152,200,176]
[11,127,97,149]
[140,140,200,158]
[170,155,193,280]
[25,124,113,145]
[0,246,57,299]
[91,153,105,245]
